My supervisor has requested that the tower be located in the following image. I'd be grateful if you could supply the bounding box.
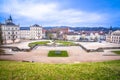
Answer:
[109,26,112,35]
[5,15,13,23]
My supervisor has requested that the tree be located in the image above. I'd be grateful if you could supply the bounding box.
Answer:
[11,30,16,43]
[0,24,3,45]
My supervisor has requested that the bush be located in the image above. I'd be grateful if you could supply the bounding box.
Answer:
[112,51,120,55]
[0,48,5,54]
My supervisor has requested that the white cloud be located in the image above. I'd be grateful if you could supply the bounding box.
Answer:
[0,0,107,26]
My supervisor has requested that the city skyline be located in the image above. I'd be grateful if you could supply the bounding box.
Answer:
[0,0,120,27]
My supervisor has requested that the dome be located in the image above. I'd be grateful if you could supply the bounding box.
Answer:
[111,30,120,36]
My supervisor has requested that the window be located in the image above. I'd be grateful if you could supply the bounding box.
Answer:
[8,32,10,34]
[12,32,14,34]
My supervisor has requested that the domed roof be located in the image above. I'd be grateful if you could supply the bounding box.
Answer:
[111,30,120,36]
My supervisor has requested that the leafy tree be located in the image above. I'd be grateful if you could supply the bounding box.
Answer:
[46,31,53,40]
[0,24,3,45]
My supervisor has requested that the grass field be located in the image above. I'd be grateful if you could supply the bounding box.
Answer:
[55,40,77,46]
[0,60,120,80]
[48,50,68,57]
[112,51,120,55]
[28,41,50,47]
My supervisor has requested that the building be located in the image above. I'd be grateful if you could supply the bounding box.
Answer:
[30,24,42,40]
[110,30,120,43]
[65,32,80,41]
[46,27,69,40]
[64,31,106,41]
[0,16,43,44]
[106,26,120,44]
[0,16,20,44]
[20,27,30,39]
[20,24,42,40]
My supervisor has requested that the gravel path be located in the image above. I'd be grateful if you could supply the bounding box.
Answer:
[0,46,120,63]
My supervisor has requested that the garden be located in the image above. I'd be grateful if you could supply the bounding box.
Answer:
[28,41,50,47]
[55,40,78,46]
[48,50,68,57]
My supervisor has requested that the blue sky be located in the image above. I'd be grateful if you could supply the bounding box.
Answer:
[0,0,120,27]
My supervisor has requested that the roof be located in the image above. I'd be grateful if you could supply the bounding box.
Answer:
[67,32,79,35]
[32,24,42,27]
[112,30,120,36]
[20,27,30,30]
[6,22,16,25]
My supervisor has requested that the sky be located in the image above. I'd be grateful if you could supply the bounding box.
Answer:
[0,0,120,27]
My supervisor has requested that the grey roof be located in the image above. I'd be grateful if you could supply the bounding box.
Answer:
[6,22,16,25]
[20,27,30,30]
[32,24,42,27]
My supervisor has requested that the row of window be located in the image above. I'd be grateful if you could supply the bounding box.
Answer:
[112,40,120,43]
[2,27,19,30]
[5,36,18,39]
[112,36,120,39]
[8,32,18,34]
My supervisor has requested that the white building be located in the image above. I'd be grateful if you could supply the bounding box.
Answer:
[30,24,42,40]
[111,30,120,43]
[20,27,30,39]
[66,33,80,41]
[0,16,20,44]
[20,24,42,40]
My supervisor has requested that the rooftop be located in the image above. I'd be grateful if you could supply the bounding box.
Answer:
[20,27,30,30]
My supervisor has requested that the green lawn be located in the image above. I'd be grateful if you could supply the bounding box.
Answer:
[0,60,120,80]
[55,40,77,46]
[28,41,50,47]
[112,51,120,55]
[48,50,68,57]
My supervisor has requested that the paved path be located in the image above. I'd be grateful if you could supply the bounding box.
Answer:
[76,41,120,49]
[0,46,120,63]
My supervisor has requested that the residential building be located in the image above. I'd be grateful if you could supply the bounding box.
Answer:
[46,27,69,40]
[65,32,80,41]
